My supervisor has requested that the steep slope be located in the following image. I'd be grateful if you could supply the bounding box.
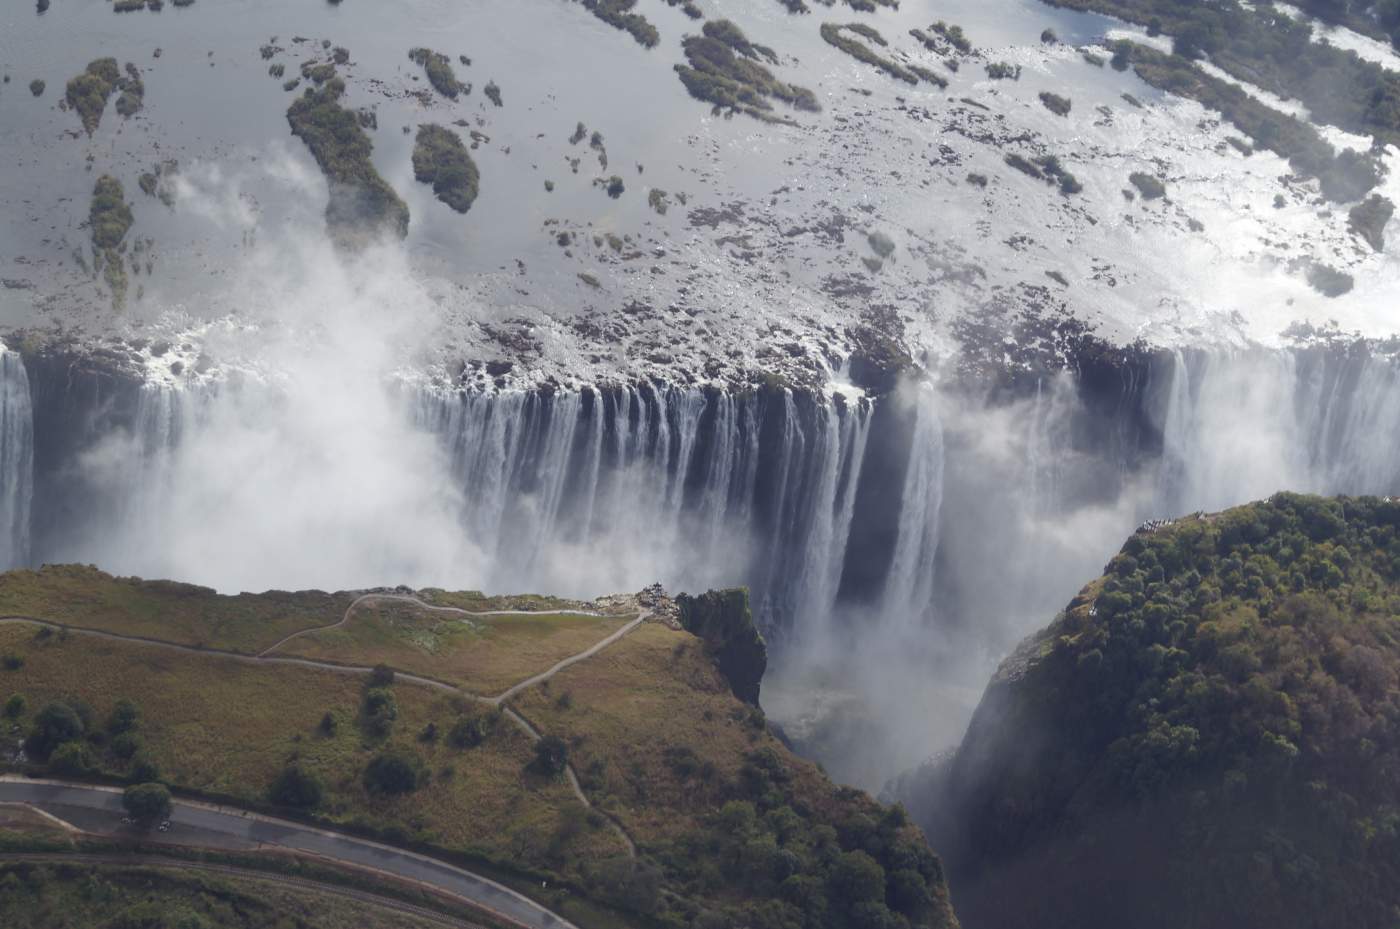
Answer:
[0,569,957,929]
[929,493,1400,929]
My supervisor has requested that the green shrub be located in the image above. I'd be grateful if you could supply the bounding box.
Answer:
[362,749,424,795]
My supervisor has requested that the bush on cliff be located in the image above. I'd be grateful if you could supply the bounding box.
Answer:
[676,588,767,705]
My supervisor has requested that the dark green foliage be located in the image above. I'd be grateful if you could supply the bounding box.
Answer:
[1005,153,1082,195]
[937,494,1400,929]
[122,782,172,826]
[1039,91,1071,116]
[108,698,140,734]
[90,176,133,251]
[114,63,144,118]
[362,749,424,795]
[129,755,161,783]
[89,175,133,309]
[532,734,569,777]
[1348,194,1394,252]
[567,0,659,48]
[413,125,479,213]
[484,80,502,107]
[1128,171,1166,200]
[408,48,463,99]
[360,685,397,737]
[984,61,1020,80]
[931,21,973,54]
[448,713,491,748]
[1044,0,1400,150]
[48,741,92,775]
[3,693,24,719]
[368,664,395,687]
[28,79,44,97]
[64,58,120,135]
[267,764,324,809]
[110,731,142,761]
[1306,262,1355,297]
[28,701,84,759]
[286,78,409,243]
[677,588,768,705]
[1,653,22,671]
[604,175,625,198]
[675,21,818,123]
[821,23,923,85]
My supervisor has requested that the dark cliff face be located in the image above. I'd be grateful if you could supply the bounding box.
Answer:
[676,587,768,705]
[924,494,1400,929]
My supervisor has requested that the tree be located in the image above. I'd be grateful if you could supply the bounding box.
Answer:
[362,687,398,737]
[122,782,172,826]
[449,715,488,748]
[829,850,886,909]
[107,698,140,734]
[532,735,569,777]
[48,742,93,776]
[268,764,325,809]
[3,693,24,719]
[368,664,395,687]
[129,755,160,783]
[110,732,143,761]
[28,701,84,758]
[362,750,423,795]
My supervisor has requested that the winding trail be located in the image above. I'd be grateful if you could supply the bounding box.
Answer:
[0,593,649,858]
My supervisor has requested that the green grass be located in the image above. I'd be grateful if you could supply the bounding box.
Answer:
[0,570,956,928]
[274,600,630,694]
[0,565,352,653]
[0,622,620,870]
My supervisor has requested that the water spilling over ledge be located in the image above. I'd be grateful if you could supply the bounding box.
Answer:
[5,342,1400,786]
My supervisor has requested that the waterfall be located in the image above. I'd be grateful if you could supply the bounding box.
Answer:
[880,384,945,629]
[0,349,33,570]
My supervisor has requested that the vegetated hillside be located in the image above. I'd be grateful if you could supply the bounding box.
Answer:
[0,572,957,929]
[929,493,1400,929]
[0,857,442,929]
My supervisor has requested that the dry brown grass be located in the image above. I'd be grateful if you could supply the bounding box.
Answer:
[0,565,352,653]
[512,622,812,843]
[0,623,626,871]
[275,600,633,694]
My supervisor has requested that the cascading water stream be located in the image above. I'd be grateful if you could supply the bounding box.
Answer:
[0,348,33,571]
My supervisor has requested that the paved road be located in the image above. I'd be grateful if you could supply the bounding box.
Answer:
[0,778,578,929]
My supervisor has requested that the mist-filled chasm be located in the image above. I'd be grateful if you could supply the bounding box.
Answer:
[5,230,1400,792]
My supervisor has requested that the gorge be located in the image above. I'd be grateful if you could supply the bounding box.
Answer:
[4,339,1400,788]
